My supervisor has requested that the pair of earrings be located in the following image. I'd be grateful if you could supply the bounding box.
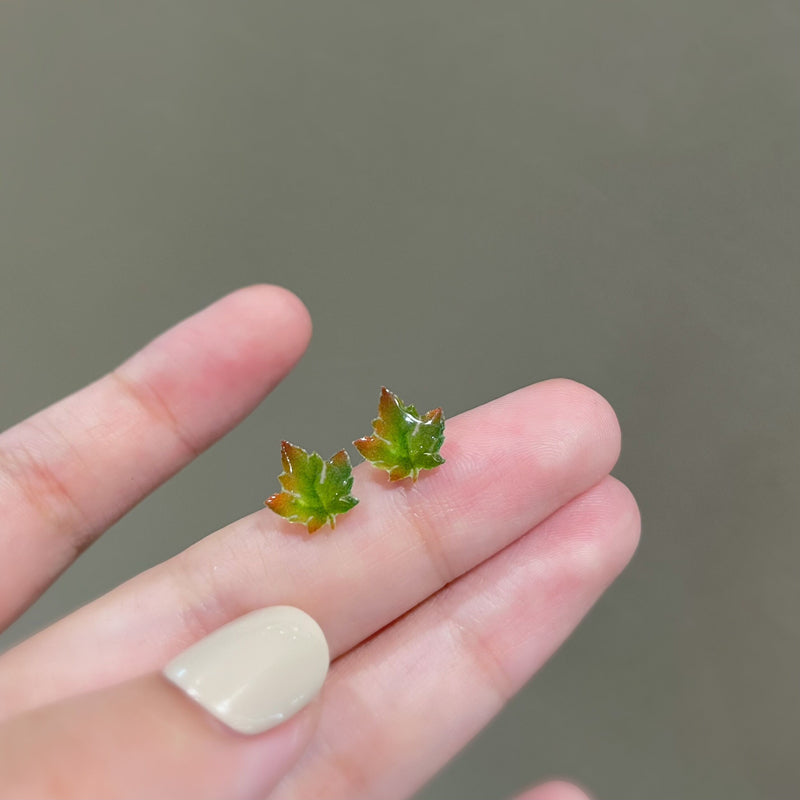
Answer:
[265,387,446,533]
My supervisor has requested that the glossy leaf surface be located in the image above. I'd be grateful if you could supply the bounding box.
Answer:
[354,387,445,482]
[266,441,359,533]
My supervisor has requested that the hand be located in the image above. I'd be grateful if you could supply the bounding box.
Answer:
[0,286,639,799]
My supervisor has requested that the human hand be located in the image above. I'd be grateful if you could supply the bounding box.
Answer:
[0,286,639,799]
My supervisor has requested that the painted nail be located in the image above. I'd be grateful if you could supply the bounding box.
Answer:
[164,605,329,735]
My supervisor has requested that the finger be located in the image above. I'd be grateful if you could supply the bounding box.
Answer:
[271,477,639,800]
[0,285,311,629]
[0,606,328,800]
[513,780,592,800]
[0,379,620,715]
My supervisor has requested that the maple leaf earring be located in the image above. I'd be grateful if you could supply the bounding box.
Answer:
[265,441,359,533]
[354,387,445,482]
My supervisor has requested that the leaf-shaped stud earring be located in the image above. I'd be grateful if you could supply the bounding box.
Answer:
[354,387,445,482]
[265,441,359,533]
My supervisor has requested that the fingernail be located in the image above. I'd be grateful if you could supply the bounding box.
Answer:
[164,606,329,735]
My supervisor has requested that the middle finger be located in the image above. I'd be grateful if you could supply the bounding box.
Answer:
[0,379,620,717]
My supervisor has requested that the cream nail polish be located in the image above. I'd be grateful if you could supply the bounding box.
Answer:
[164,605,329,735]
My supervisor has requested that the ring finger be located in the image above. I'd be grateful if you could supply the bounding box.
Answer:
[273,476,640,800]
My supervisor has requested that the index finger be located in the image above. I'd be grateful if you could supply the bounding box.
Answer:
[0,285,311,630]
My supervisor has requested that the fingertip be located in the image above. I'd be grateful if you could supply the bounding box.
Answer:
[537,378,622,470]
[604,475,642,568]
[235,284,312,336]
[541,475,641,593]
[112,284,313,460]
[513,778,593,800]
[0,608,327,800]
[219,284,313,363]
[495,379,622,498]
[164,606,329,736]
[180,284,313,409]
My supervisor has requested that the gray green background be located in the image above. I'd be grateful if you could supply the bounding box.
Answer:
[1,2,799,798]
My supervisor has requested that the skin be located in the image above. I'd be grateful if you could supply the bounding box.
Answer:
[0,286,639,799]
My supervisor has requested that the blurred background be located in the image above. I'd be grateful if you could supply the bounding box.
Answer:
[1,2,799,797]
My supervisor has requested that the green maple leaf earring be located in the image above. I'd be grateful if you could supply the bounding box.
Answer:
[354,387,445,482]
[265,441,359,533]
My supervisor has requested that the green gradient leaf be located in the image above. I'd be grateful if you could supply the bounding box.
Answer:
[354,387,445,482]
[265,441,359,533]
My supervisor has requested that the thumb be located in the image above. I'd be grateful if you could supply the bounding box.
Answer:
[0,606,328,800]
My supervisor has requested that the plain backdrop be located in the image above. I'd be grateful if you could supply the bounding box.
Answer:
[1,2,799,798]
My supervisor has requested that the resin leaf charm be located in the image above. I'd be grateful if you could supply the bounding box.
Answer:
[354,387,445,482]
[265,441,359,533]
